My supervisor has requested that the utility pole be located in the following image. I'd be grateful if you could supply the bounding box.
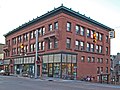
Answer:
[35,29,38,79]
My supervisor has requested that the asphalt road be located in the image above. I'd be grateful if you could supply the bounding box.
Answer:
[0,76,120,90]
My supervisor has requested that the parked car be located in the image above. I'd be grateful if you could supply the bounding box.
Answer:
[0,70,10,76]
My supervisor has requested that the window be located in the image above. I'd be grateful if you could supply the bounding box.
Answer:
[87,29,90,37]
[67,22,71,31]
[54,22,58,30]
[33,30,36,38]
[106,36,109,43]
[100,67,103,73]
[49,24,52,31]
[96,32,99,40]
[24,33,28,41]
[81,56,85,62]
[91,57,95,63]
[80,26,84,36]
[99,46,102,53]
[33,43,36,51]
[106,47,108,55]
[100,58,103,63]
[91,44,94,52]
[97,58,100,63]
[38,42,41,50]
[30,31,33,39]
[54,39,58,48]
[106,59,108,64]
[17,47,20,54]
[87,43,90,51]
[91,30,94,38]
[75,40,79,50]
[106,67,108,73]
[96,45,99,53]
[66,38,71,49]
[12,38,16,45]
[97,67,100,74]
[38,27,45,36]
[41,41,45,50]
[30,44,33,52]
[48,40,52,49]
[76,25,80,34]
[80,41,84,50]
[87,57,91,63]
[18,36,22,43]
[99,33,102,41]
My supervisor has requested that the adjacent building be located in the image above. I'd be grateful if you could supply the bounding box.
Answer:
[3,5,113,83]
[0,43,4,70]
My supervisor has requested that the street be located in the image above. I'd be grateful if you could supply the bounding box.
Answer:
[0,76,120,90]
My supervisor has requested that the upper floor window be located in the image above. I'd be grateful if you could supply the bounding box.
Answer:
[91,57,95,63]
[30,31,34,39]
[96,32,99,40]
[18,35,22,43]
[30,44,33,52]
[106,36,109,43]
[66,38,71,49]
[87,43,90,51]
[12,38,16,45]
[33,30,36,38]
[106,59,108,64]
[76,25,80,34]
[99,45,102,53]
[99,33,102,41]
[41,41,45,50]
[87,29,90,37]
[91,44,94,52]
[54,22,58,30]
[106,47,108,55]
[96,45,99,53]
[38,27,45,36]
[54,39,58,48]
[67,22,71,31]
[49,24,52,31]
[75,40,79,50]
[24,33,28,41]
[80,41,84,50]
[38,42,41,50]
[106,67,108,73]
[91,30,94,38]
[87,57,91,63]
[81,56,85,62]
[80,26,84,36]
[48,40,52,49]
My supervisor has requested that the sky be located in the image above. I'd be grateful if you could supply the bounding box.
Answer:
[0,0,120,55]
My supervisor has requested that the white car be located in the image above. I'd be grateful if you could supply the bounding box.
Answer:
[0,70,5,75]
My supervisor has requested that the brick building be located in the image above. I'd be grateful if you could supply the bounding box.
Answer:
[3,5,113,83]
[0,43,4,70]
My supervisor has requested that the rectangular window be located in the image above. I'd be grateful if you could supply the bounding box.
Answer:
[96,32,99,40]
[99,46,102,53]
[87,57,91,63]
[75,40,79,50]
[106,47,108,55]
[76,25,80,34]
[91,44,94,52]
[81,56,85,62]
[96,45,99,53]
[30,31,33,39]
[38,42,41,50]
[54,22,58,30]
[87,29,90,37]
[91,30,94,38]
[91,57,95,63]
[67,22,71,31]
[100,58,103,63]
[97,67,100,74]
[48,40,52,49]
[87,43,90,51]
[106,59,108,64]
[80,41,84,50]
[41,41,45,50]
[106,36,109,43]
[66,38,71,49]
[80,26,84,36]
[49,24,52,31]
[106,67,108,73]
[54,39,58,48]
[99,33,102,41]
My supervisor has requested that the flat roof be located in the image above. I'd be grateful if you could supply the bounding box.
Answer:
[4,5,113,37]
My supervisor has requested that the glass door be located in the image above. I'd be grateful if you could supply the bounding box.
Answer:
[48,63,53,77]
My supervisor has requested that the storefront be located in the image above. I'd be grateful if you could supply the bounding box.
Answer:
[14,56,35,76]
[3,59,10,72]
[42,53,77,80]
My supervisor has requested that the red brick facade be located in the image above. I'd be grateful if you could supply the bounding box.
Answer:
[3,5,112,83]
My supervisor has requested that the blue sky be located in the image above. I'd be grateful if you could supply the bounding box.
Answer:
[0,0,120,55]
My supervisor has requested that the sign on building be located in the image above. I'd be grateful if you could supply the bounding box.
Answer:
[109,31,115,39]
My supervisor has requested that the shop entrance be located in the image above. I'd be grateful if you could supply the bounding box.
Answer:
[48,63,53,77]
